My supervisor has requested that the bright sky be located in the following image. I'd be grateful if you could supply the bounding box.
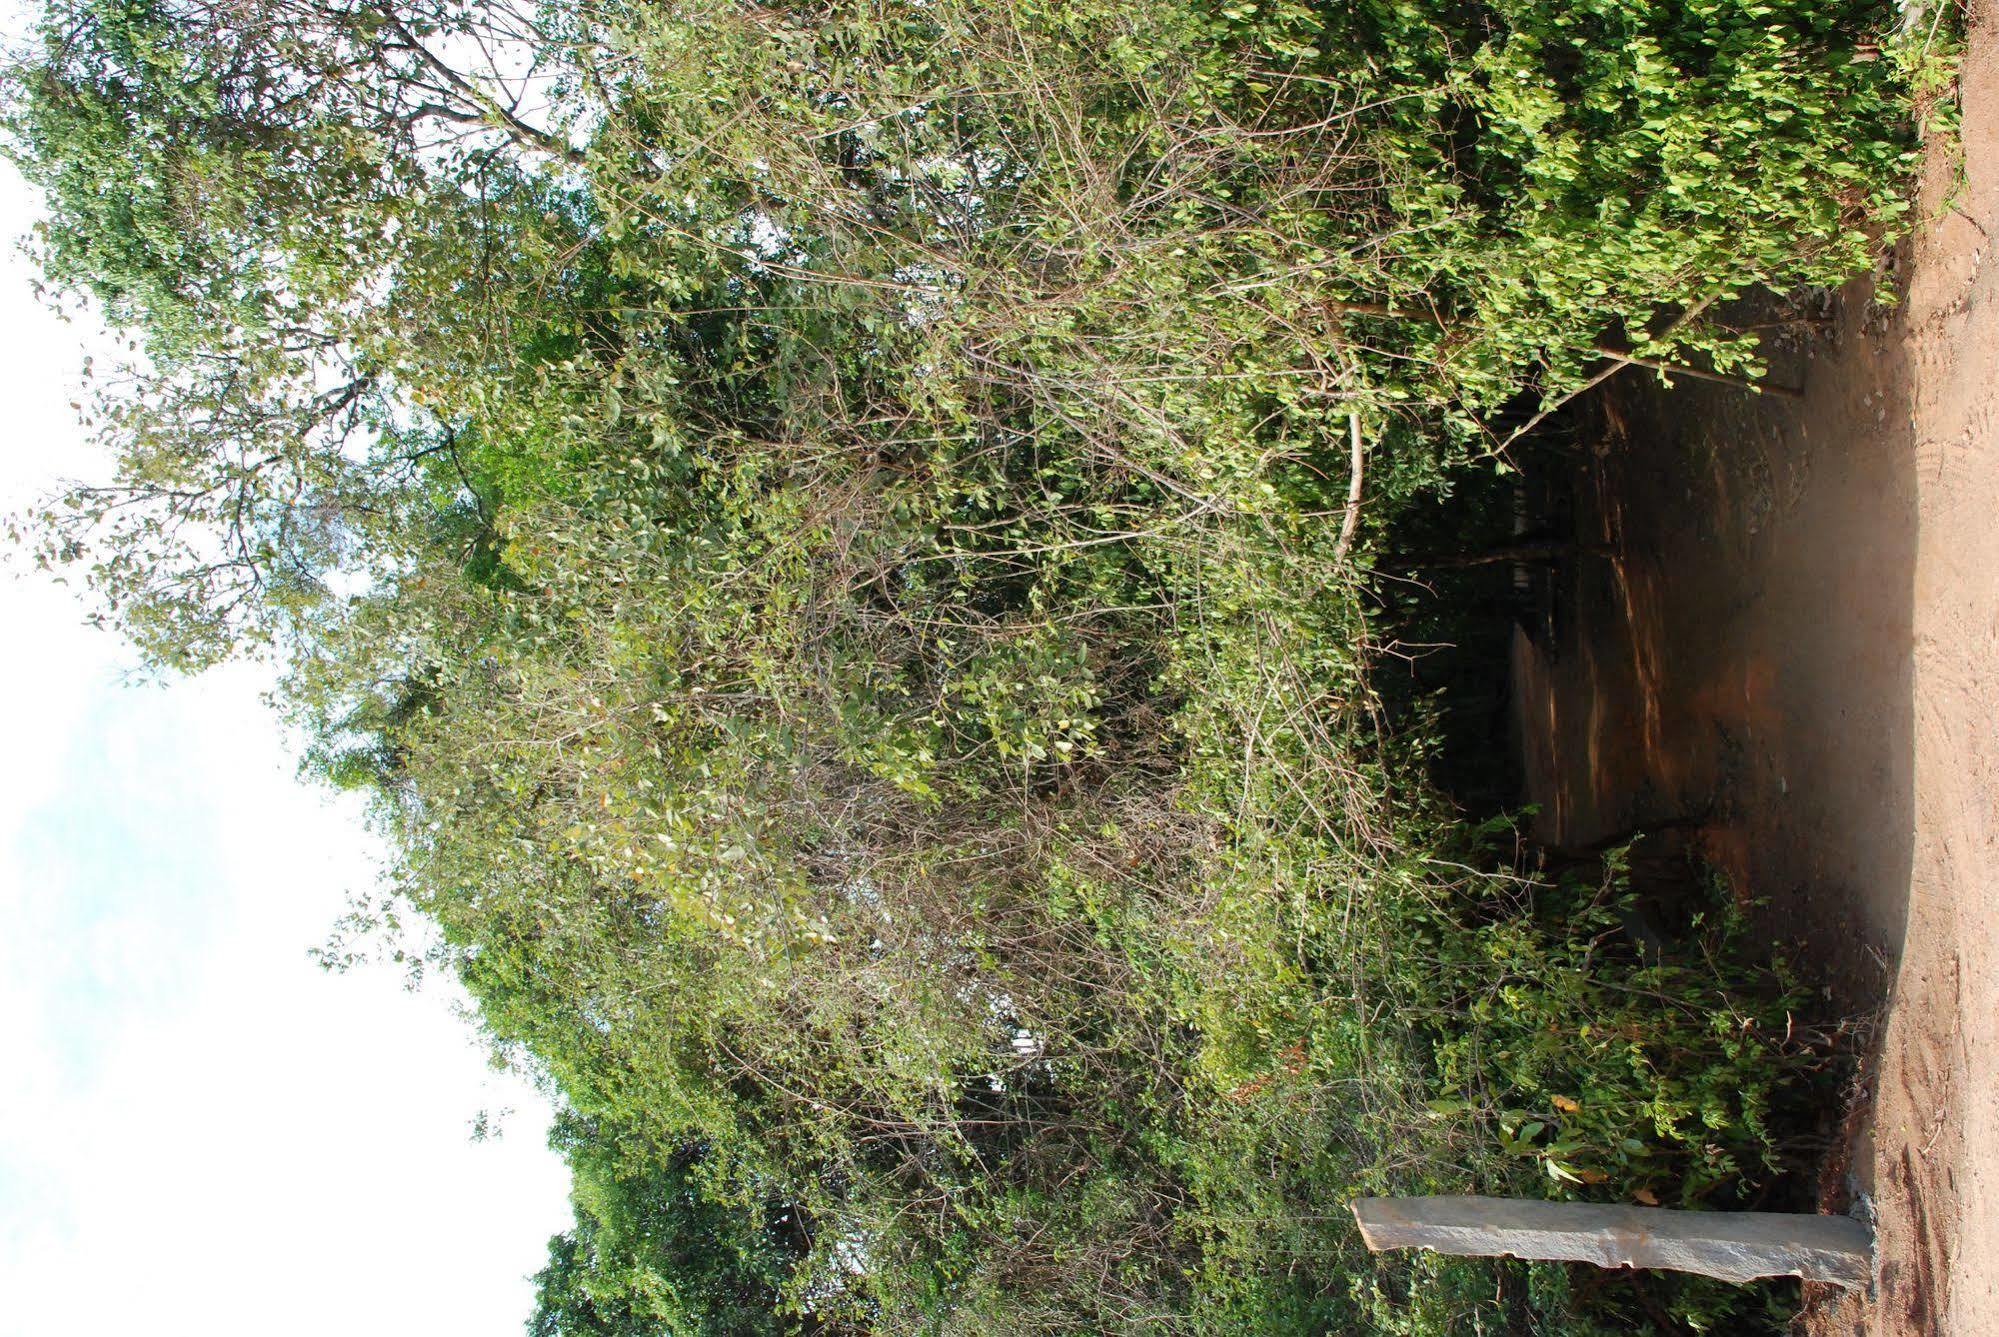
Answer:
[0,123,571,1337]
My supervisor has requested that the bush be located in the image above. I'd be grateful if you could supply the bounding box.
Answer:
[4,0,1927,1330]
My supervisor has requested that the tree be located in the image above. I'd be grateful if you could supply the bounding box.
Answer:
[530,1122,802,1337]
[3,0,1916,1331]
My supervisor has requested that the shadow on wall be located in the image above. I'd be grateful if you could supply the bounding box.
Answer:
[1510,284,1918,1001]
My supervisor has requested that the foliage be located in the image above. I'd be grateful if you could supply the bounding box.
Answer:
[529,1121,800,1337]
[2,0,1926,1331]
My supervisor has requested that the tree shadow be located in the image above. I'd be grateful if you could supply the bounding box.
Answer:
[1511,287,1918,1007]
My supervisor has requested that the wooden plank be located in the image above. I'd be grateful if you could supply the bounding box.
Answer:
[1350,1195,1871,1290]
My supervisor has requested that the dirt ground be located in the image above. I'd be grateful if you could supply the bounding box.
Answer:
[1510,8,1999,1332]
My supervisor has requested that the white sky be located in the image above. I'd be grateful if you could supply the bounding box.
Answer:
[0,123,571,1337]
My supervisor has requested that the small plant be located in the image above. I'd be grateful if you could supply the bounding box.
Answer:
[1424,843,1834,1208]
[1382,839,1845,1333]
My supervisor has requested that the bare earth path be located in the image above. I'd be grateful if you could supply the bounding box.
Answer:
[1511,9,1999,1331]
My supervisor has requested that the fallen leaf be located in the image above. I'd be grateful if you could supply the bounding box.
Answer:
[1633,1187,1659,1206]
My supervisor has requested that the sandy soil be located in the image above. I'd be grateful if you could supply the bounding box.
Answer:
[1510,9,1999,1331]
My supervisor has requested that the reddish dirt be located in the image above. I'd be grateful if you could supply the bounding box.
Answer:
[1511,8,1999,1332]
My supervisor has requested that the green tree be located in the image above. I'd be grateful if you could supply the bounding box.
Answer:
[530,1122,801,1337]
[3,1,1921,1331]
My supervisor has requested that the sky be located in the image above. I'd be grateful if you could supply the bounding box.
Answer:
[0,98,572,1337]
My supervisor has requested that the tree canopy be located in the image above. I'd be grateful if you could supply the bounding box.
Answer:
[4,0,1923,1330]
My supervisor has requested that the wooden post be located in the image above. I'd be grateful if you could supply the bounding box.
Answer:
[1351,1195,1871,1290]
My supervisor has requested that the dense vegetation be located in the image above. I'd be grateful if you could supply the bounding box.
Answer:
[3,1,1932,1331]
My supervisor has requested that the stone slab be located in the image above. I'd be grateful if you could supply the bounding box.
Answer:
[1350,1195,1872,1289]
